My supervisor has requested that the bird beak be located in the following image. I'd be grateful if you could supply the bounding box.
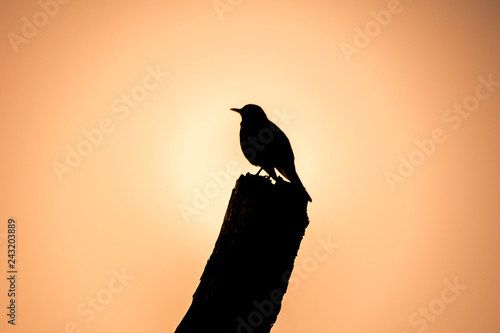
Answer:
[230,108,241,113]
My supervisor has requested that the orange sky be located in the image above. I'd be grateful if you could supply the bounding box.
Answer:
[1,0,500,332]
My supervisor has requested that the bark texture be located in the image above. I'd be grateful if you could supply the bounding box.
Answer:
[175,173,310,333]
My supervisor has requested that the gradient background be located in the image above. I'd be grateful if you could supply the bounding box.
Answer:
[1,0,500,332]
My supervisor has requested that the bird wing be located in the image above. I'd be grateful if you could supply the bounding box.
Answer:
[267,121,295,163]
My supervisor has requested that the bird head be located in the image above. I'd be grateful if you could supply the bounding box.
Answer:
[230,104,268,122]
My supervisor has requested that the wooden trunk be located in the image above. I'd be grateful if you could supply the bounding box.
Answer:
[175,174,310,333]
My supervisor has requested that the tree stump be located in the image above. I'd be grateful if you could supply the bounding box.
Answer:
[175,173,310,333]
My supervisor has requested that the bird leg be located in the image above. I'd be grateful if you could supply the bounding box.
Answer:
[262,167,279,182]
[275,176,286,183]
[256,167,272,179]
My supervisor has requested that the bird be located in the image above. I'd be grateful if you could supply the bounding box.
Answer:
[231,104,312,202]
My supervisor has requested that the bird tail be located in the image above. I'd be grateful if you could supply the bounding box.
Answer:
[304,187,312,202]
[297,178,312,202]
[278,167,312,202]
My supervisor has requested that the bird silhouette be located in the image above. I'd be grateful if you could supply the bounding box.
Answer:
[231,104,312,202]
